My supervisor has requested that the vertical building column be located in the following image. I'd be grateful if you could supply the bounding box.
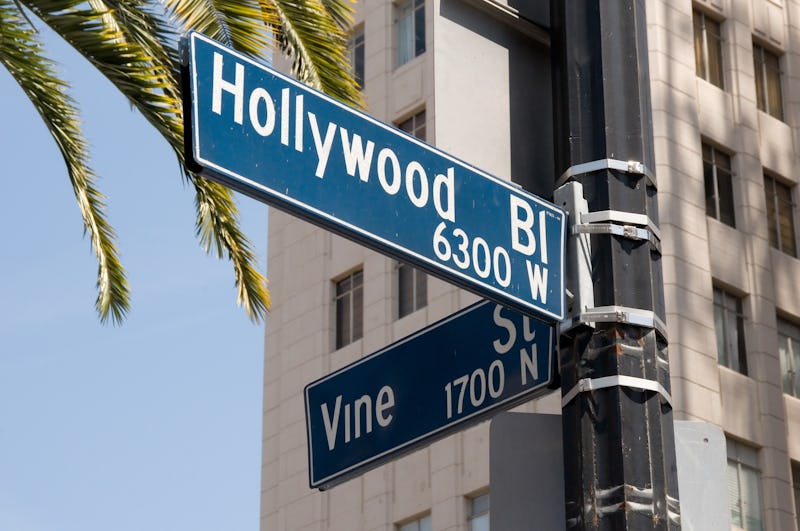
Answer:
[551,1,681,529]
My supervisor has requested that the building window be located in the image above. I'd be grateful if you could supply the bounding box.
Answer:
[348,27,365,89]
[335,269,363,349]
[468,493,489,531]
[397,108,426,141]
[396,0,425,67]
[397,514,431,531]
[703,143,735,226]
[714,287,748,374]
[764,173,796,257]
[792,462,800,531]
[727,439,764,531]
[778,317,800,398]
[753,43,783,119]
[398,263,427,318]
[693,10,724,88]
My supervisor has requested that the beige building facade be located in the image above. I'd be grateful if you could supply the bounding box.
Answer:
[261,0,800,529]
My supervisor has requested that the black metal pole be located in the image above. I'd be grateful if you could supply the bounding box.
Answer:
[551,1,680,529]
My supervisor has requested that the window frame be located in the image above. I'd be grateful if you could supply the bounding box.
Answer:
[334,269,364,349]
[396,108,426,141]
[397,513,431,531]
[764,172,797,257]
[348,25,365,89]
[395,0,426,68]
[467,492,489,531]
[777,316,800,398]
[713,286,748,375]
[726,438,764,531]
[397,262,427,319]
[702,142,735,227]
[753,42,784,120]
[693,9,725,88]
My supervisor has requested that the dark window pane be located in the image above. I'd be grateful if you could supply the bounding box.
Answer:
[693,12,706,79]
[702,144,735,227]
[414,1,425,56]
[704,158,717,218]
[398,264,414,318]
[336,292,350,349]
[754,46,766,113]
[335,270,363,348]
[764,176,779,247]
[765,175,796,256]
[352,284,363,341]
[754,44,783,119]
[694,11,724,88]
[765,50,783,119]
[714,287,747,374]
[717,168,736,226]
[416,268,427,309]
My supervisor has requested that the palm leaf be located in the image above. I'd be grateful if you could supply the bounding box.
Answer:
[164,0,276,57]
[270,0,363,108]
[0,0,130,324]
[20,0,270,322]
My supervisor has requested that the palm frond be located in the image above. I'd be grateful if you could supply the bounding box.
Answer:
[193,177,271,322]
[164,0,275,57]
[319,0,355,31]
[269,0,362,108]
[19,0,270,322]
[0,0,129,324]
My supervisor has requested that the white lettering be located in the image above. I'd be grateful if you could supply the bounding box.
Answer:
[280,88,290,146]
[377,148,402,194]
[405,161,429,208]
[492,304,516,354]
[376,386,395,427]
[526,261,548,303]
[212,52,244,124]
[510,195,536,255]
[354,394,373,438]
[344,403,351,443]
[320,396,342,451]
[308,112,337,178]
[522,316,536,342]
[294,94,304,151]
[433,167,456,222]
[520,345,538,385]
[248,88,276,137]
[340,127,375,182]
[539,210,549,265]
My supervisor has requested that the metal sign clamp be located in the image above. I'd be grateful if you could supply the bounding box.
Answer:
[559,305,668,340]
[573,209,662,253]
[560,374,673,409]
[555,157,657,189]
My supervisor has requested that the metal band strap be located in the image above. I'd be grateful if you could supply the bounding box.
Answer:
[561,375,673,409]
[560,305,669,339]
[582,210,661,241]
[556,158,656,189]
[572,210,662,252]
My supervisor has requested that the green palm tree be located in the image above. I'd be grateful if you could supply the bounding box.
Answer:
[0,0,362,324]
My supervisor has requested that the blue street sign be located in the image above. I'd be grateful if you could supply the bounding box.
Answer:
[304,301,555,489]
[182,33,566,321]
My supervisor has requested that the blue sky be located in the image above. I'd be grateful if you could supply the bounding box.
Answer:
[0,26,267,531]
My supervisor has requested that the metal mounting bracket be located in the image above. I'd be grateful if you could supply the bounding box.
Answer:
[560,305,668,339]
[555,158,656,189]
[572,209,662,253]
[561,375,673,409]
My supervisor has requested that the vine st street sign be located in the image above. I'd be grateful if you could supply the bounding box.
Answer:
[181,32,566,321]
[304,301,555,489]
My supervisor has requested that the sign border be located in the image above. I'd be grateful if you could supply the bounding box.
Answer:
[304,300,556,489]
[182,32,566,322]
